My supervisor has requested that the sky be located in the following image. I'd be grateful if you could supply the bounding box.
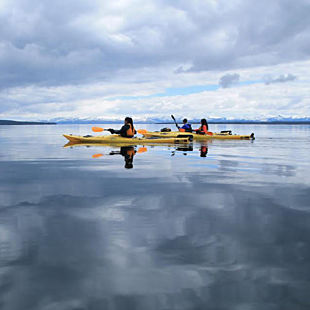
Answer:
[0,0,310,121]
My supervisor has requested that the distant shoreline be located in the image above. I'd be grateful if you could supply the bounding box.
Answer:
[0,120,56,125]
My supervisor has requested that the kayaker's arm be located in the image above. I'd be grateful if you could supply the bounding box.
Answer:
[108,125,131,136]
[109,151,121,155]
[115,125,127,136]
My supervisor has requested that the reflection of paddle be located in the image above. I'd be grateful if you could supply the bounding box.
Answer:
[92,147,147,158]
[137,147,147,153]
[92,126,109,132]
[171,115,180,129]
[92,153,103,158]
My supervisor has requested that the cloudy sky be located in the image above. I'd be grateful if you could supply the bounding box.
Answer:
[1,0,310,121]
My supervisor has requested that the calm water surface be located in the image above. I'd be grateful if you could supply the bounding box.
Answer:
[0,124,310,310]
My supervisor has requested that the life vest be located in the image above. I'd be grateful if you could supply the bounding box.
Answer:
[180,123,192,132]
[198,124,208,133]
[126,124,135,137]
[126,148,135,157]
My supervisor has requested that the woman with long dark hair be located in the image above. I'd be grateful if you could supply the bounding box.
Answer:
[108,117,136,138]
[194,118,209,134]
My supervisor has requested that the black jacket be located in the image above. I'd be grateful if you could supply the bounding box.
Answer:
[112,124,136,137]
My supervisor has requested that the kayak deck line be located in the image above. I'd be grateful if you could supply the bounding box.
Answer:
[63,134,191,144]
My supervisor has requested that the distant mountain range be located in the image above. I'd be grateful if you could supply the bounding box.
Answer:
[156,117,310,124]
[50,116,310,124]
[1,117,310,125]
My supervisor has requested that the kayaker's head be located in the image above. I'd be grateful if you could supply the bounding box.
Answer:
[125,156,134,169]
[183,118,188,124]
[125,117,134,126]
[201,118,207,126]
[125,162,133,169]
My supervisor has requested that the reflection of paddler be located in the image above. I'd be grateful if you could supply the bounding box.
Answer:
[92,146,147,169]
[200,145,208,157]
[110,146,136,169]
[171,145,193,156]
[121,146,135,169]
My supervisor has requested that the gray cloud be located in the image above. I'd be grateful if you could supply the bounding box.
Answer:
[219,73,240,88]
[0,0,310,91]
[264,74,297,85]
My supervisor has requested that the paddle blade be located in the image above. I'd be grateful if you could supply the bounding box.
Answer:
[92,126,104,132]
[137,147,147,153]
[206,131,213,136]
[92,153,103,158]
[137,129,148,135]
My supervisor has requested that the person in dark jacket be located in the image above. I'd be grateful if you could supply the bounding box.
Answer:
[180,118,192,132]
[108,117,136,137]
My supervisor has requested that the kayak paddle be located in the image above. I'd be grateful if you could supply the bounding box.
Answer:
[94,127,149,136]
[171,115,180,129]
[92,126,109,132]
[137,129,148,135]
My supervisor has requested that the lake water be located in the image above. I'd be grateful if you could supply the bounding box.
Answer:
[0,124,310,310]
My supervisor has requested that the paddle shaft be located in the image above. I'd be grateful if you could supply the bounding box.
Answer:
[171,115,180,129]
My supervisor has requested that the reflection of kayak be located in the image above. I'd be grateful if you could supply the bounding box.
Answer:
[64,142,149,148]
[141,131,255,140]
[63,134,190,144]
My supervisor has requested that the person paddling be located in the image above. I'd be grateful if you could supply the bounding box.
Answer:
[179,118,192,132]
[108,117,136,138]
[194,118,209,135]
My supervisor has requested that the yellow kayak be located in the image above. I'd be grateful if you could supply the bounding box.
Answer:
[140,130,255,140]
[63,134,190,144]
